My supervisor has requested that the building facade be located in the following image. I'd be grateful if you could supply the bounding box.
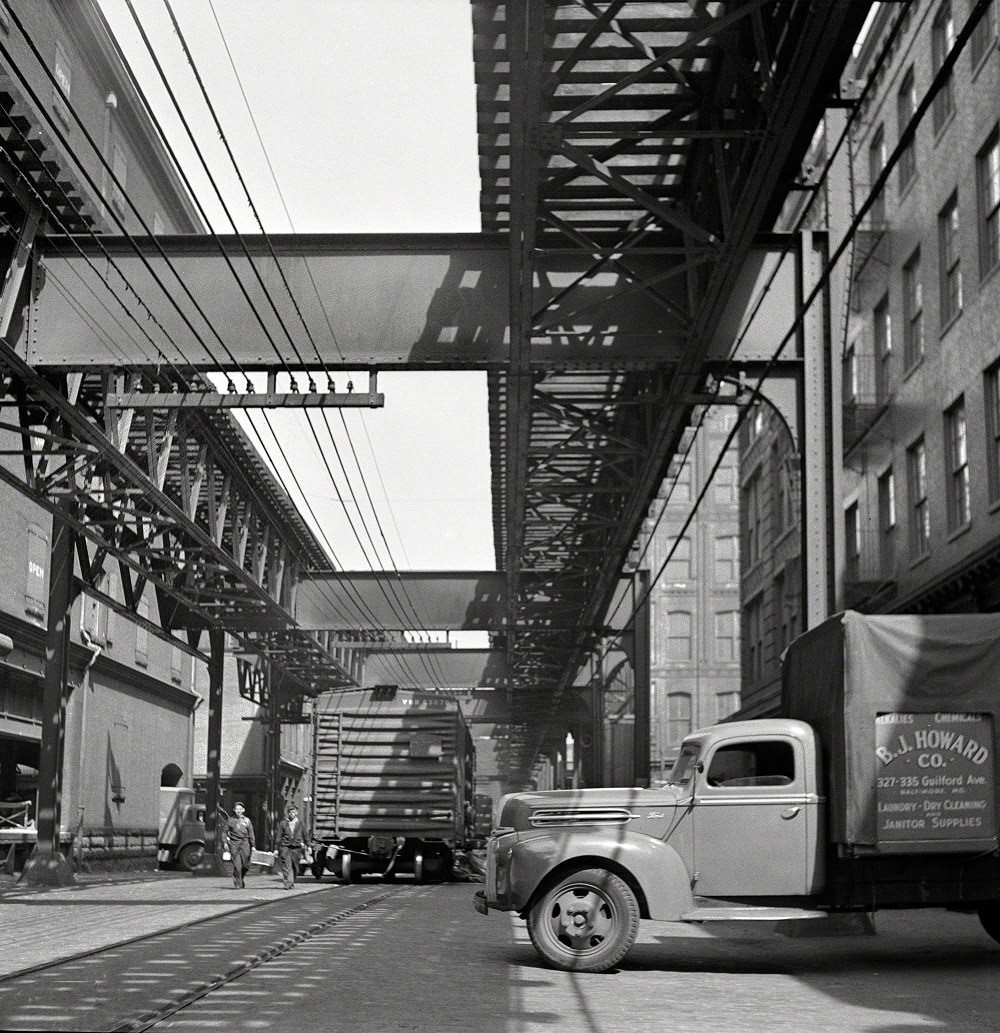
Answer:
[643,407,742,777]
[0,1,319,867]
[842,0,1000,617]
[739,0,1000,716]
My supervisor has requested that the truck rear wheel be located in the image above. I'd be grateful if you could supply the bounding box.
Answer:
[978,902,1000,944]
[527,867,640,973]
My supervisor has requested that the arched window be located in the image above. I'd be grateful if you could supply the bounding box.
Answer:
[160,763,183,788]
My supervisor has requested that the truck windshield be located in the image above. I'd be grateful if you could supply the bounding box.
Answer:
[668,744,700,786]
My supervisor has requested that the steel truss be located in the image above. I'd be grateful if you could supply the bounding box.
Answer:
[0,344,354,698]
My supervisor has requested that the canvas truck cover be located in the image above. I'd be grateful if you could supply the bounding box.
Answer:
[782,611,1000,850]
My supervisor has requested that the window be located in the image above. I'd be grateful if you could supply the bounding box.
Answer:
[843,342,859,406]
[907,437,931,559]
[52,41,71,127]
[845,502,861,581]
[878,467,897,576]
[744,469,762,566]
[135,596,149,667]
[714,534,738,582]
[971,0,996,68]
[25,525,48,621]
[771,444,787,535]
[869,124,887,225]
[746,594,764,681]
[897,67,917,191]
[110,140,128,219]
[715,692,740,722]
[978,128,1000,279]
[713,458,737,503]
[985,362,1000,502]
[665,536,691,581]
[903,249,924,369]
[939,193,962,326]
[667,693,692,746]
[945,396,971,530]
[714,610,739,662]
[666,610,692,661]
[706,740,794,788]
[874,294,892,401]
[775,564,800,650]
[932,3,956,134]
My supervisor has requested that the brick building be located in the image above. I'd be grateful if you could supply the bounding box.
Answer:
[739,1,1000,715]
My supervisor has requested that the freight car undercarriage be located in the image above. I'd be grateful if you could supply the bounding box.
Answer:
[311,835,455,883]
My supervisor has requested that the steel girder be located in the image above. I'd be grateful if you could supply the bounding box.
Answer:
[474,1,871,779]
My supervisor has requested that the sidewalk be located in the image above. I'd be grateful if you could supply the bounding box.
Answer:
[0,864,331,979]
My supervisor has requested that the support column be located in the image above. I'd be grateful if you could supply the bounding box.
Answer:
[194,628,226,875]
[21,503,76,885]
[266,682,282,849]
[632,570,651,788]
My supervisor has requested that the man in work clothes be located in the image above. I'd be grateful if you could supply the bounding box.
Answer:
[276,805,305,889]
[224,802,255,888]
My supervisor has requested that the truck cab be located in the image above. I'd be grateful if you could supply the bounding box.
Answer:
[157,786,206,871]
[673,719,825,897]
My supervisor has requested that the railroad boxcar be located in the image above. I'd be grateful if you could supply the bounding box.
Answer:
[309,688,475,882]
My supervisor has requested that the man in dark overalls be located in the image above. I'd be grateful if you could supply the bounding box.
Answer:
[276,805,304,889]
[224,802,255,888]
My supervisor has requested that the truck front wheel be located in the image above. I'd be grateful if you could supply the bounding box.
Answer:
[978,902,1000,944]
[527,867,640,973]
[176,843,204,872]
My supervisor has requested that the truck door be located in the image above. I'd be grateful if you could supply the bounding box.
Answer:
[692,735,810,897]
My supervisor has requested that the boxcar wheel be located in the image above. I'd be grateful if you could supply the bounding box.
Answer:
[176,843,204,872]
[341,853,363,883]
[979,902,1000,944]
[527,867,640,973]
[311,847,328,881]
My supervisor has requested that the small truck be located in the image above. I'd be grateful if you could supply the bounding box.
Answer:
[474,611,1000,971]
[157,787,206,871]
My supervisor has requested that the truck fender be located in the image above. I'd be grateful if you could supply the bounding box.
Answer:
[510,830,694,920]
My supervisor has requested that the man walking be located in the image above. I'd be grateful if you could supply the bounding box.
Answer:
[224,802,255,888]
[276,804,304,889]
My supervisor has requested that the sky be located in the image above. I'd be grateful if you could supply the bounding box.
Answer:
[97,0,494,574]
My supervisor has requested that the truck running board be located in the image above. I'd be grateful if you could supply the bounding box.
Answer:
[680,905,829,922]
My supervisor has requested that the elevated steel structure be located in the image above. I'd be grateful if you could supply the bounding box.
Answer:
[473,0,870,778]
[2,2,873,794]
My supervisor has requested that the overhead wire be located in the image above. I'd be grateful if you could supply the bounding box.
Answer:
[194,0,460,690]
[96,0,409,647]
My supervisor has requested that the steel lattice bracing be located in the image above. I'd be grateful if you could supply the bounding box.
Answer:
[473,1,871,778]
[0,347,355,698]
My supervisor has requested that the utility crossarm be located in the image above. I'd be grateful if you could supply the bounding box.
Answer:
[105,370,384,410]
